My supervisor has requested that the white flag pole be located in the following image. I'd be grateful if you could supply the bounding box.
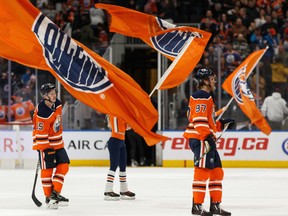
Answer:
[149,36,194,97]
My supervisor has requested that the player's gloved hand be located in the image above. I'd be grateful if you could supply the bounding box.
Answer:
[42,148,56,167]
[204,134,216,151]
[219,118,235,130]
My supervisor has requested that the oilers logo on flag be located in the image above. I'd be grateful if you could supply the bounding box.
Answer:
[150,18,203,58]
[232,65,254,104]
[32,14,113,93]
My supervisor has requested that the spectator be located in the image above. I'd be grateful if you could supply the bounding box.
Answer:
[200,10,218,42]
[262,27,279,62]
[250,27,264,51]
[261,14,279,36]
[238,7,250,28]
[89,6,105,35]
[21,67,32,86]
[232,17,248,38]
[276,45,288,68]
[222,43,242,78]
[232,33,250,60]
[246,0,259,25]
[254,8,266,28]
[217,13,233,43]
[73,14,99,50]
[0,72,9,105]
[271,10,283,33]
[261,88,288,130]
[143,0,158,15]
[282,28,288,51]
[271,56,288,99]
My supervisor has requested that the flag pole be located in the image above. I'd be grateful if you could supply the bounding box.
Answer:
[216,97,234,121]
[149,36,194,97]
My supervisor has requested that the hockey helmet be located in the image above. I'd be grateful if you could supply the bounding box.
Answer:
[195,68,214,80]
[40,83,56,98]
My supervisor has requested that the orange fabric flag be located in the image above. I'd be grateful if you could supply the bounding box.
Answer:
[222,48,271,135]
[0,0,168,146]
[95,3,211,90]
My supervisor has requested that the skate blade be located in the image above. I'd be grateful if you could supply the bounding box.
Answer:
[58,201,69,207]
[104,196,120,201]
[120,195,136,200]
[46,201,58,209]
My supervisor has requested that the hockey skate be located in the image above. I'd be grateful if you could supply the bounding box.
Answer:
[131,159,138,167]
[46,190,69,209]
[192,202,212,216]
[104,191,120,201]
[120,191,136,200]
[210,202,231,216]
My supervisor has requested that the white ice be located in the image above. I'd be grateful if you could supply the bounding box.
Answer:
[0,167,288,216]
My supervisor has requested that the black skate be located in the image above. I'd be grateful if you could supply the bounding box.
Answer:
[192,203,212,216]
[46,191,58,209]
[210,202,231,216]
[120,191,136,200]
[47,190,69,209]
[104,191,120,201]
[57,193,69,206]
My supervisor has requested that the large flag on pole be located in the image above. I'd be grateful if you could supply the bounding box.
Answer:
[222,48,271,135]
[96,3,211,90]
[0,0,168,146]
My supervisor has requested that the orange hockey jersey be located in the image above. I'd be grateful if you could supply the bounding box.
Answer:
[11,100,34,122]
[0,105,7,123]
[183,90,221,141]
[32,99,64,151]
[109,115,128,140]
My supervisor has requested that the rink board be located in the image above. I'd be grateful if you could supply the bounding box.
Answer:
[0,130,287,168]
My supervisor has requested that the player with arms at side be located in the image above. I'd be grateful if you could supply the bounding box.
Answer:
[32,83,70,209]
[183,69,234,216]
[104,115,135,201]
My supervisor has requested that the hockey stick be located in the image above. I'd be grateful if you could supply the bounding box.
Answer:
[32,160,42,207]
[194,122,231,166]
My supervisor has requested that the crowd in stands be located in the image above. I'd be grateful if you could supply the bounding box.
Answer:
[0,0,288,130]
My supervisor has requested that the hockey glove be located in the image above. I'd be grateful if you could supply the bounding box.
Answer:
[43,148,56,168]
[219,118,235,130]
[204,134,216,151]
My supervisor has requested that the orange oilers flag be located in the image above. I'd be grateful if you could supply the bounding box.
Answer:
[0,0,168,146]
[222,48,271,135]
[95,3,211,89]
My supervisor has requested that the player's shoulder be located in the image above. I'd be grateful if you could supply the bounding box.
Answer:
[192,90,211,99]
[37,100,53,118]
[55,98,62,108]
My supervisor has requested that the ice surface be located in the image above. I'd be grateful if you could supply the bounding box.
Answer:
[0,167,288,216]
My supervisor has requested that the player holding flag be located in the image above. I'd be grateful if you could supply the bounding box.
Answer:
[183,69,234,216]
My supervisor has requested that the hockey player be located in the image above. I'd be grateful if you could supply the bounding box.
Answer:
[11,92,34,123]
[32,83,69,209]
[104,115,135,201]
[0,104,7,124]
[183,69,234,216]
